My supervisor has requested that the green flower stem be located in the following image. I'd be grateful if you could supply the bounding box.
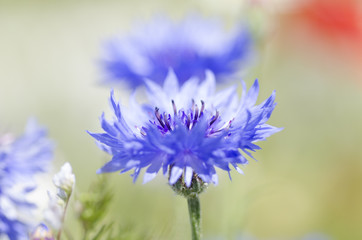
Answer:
[170,174,206,239]
[57,191,72,240]
[187,196,201,240]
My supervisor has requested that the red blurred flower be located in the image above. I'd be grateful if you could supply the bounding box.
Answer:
[295,0,362,42]
[271,0,362,84]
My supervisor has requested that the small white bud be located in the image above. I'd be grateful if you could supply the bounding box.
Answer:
[52,162,75,195]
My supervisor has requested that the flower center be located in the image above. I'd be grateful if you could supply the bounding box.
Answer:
[146,100,231,137]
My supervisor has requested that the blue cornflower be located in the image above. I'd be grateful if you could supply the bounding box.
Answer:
[0,119,53,240]
[89,71,281,187]
[101,15,252,88]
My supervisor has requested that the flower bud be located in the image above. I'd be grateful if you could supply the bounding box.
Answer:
[53,162,75,195]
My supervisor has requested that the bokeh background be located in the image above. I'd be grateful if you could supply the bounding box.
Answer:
[1,0,362,239]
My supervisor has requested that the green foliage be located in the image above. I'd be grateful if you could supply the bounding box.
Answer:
[76,176,151,240]
[76,175,113,234]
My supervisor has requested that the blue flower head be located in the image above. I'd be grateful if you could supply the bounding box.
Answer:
[101,15,252,88]
[89,71,281,187]
[0,119,53,240]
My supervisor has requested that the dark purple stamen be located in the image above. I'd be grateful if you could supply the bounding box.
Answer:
[200,100,205,117]
[194,104,199,121]
[210,111,219,126]
[163,113,172,131]
[171,100,177,115]
[155,107,165,128]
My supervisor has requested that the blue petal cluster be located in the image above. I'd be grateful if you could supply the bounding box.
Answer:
[101,15,252,88]
[0,119,53,240]
[89,73,281,186]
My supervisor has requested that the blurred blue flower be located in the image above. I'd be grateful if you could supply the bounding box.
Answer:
[30,223,54,240]
[89,72,281,186]
[0,119,53,240]
[101,15,252,88]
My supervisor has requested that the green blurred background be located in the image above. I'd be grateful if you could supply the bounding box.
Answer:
[1,0,361,239]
